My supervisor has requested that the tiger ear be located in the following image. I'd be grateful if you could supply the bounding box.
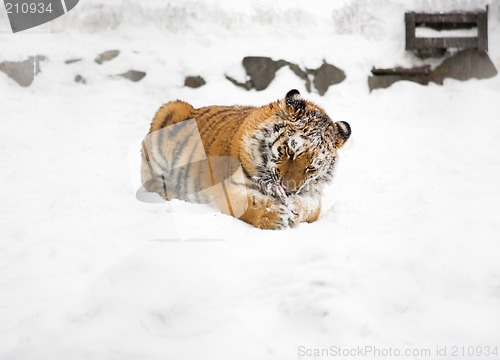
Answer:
[286,89,300,98]
[334,121,351,148]
[282,89,306,116]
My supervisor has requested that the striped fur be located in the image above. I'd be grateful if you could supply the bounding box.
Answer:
[141,89,351,229]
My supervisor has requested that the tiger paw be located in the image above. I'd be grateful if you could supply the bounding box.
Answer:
[256,203,295,230]
[251,176,288,205]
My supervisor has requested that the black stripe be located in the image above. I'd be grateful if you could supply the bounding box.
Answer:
[150,120,191,173]
[178,135,201,197]
[197,108,236,140]
[146,134,171,175]
[171,125,197,166]
[240,160,253,181]
[202,110,243,151]
[158,112,173,131]
[171,127,199,196]
[149,118,175,170]
[269,131,286,150]
[197,108,212,117]
[228,177,247,187]
[161,175,167,196]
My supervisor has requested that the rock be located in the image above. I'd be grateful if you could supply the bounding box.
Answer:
[95,50,120,64]
[431,49,497,85]
[118,70,146,82]
[0,55,45,87]
[286,62,312,92]
[312,61,346,95]
[368,75,430,91]
[74,75,86,84]
[225,75,253,90]
[242,56,287,91]
[184,75,206,88]
[65,58,83,64]
[229,57,345,94]
[368,50,497,91]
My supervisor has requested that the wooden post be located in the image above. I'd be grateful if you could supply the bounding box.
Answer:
[405,12,416,51]
[477,12,488,51]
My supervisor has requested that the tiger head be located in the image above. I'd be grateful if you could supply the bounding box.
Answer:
[252,89,351,196]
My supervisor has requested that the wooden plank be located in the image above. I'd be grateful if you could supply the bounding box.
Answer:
[371,66,431,76]
[477,12,488,51]
[413,37,478,49]
[405,13,416,51]
[413,13,480,24]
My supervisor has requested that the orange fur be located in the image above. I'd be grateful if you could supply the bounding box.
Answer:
[141,90,350,229]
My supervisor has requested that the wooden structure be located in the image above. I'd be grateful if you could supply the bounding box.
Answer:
[369,8,496,91]
[405,10,488,55]
[368,66,431,91]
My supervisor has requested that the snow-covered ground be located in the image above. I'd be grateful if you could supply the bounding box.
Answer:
[1,1,500,359]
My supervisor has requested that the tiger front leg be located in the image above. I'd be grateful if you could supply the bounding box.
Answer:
[216,181,320,229]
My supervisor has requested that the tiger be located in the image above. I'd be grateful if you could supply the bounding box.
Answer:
[141,89,351,230]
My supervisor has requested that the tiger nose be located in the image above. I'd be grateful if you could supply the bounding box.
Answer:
[283,178,300,192]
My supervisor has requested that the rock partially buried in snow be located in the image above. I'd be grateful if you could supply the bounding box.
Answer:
[311,61,346,95]
[287,63,311,92]
[65,58,83,65]
[225,75,253,90]
[95,50,120,64]
[369,50,498,91]
[230,56,345,94]
[431,49,498,85]
[242,56,287,91]
[118,70,146,82]
[184,75,206,88]
[0,55,46,87]
[74,75,87,84]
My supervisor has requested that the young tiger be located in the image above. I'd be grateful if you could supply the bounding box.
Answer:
[141,89,351,229]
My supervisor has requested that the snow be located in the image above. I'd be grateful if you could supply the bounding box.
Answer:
[1,0,500,359]
[416,27,478,37]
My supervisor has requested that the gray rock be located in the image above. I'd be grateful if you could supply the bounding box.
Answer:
[286,62,312,92]
[184,75,206,88]
[118,70,146,82]
[242,56,287,91]
[95,50,120,64]
[368,50,498,91]
[368,75,430,92]
[0,55,45,87]
[368,75,401,91]
[65,58,83,64]
[225,75,253,90]
[431,49,497,85]
[312,61,346,95]
[74,74,87,84]
[229,57,345,94]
